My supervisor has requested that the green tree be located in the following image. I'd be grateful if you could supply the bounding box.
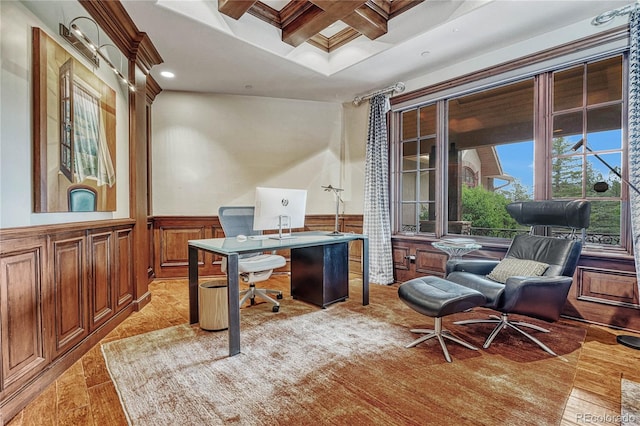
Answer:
[497,178,532,202]
[461,185,519,229]
[551,137,582,198]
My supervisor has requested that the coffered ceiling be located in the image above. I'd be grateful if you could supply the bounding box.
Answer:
[118,1,628,103]
[218,0,423,52]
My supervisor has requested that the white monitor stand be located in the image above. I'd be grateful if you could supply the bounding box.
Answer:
[270,215,294,240]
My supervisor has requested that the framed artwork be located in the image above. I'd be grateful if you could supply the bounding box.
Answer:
[32,27,117,212]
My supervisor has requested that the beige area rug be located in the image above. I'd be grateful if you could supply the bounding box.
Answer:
[622,376,640,426]
[102,283,586,425]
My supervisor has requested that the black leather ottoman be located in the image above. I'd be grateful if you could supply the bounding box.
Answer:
[398,276,486,362]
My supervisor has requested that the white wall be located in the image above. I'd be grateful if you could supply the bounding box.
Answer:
[152,91,368,215]
[0,1,130,229]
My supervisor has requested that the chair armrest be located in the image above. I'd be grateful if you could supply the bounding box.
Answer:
[446,259,500,276]
[501,276,573,321]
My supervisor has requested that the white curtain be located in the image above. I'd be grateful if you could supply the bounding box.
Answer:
[629,3,640,299]
[363,94,394,285]
[73,85,116,186]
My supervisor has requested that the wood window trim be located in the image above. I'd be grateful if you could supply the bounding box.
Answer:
[391,25,628,108]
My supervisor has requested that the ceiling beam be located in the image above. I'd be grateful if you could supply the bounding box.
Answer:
[221,0,422,52]
[218,0,257,20]
[282,0,366,47]
[309,0,367,18]
[342,4,388,40]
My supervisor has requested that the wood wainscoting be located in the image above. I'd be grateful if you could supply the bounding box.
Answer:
[0,219,141,422]
[392,235,640,334]
[151,214,364,279]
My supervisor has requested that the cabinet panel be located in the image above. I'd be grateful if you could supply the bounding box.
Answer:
[115,228,134,311]
[88,232,113,331]
[0,246,47,395]
[147,219,154,279]
[392,240,446,282]
[52,235,88,358]
[579,268,637,305]
[154,217,218,278]
[160,227,206,267]
[415,248,446,276]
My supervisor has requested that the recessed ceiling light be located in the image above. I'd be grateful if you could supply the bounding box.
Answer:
[160,71,175,78]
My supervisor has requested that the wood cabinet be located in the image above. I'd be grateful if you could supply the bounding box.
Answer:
[51,232,89,358]
[0,237,48,401]
[86,226,134,333]
[0,220,135,421]
[392,238,448,283]
[115,227,134,312]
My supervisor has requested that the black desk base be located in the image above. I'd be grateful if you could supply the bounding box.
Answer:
[291,242,349,308]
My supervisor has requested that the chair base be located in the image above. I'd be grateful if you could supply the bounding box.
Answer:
[454,313,556,356]
[406,317,479,363]
[239,283,283,312]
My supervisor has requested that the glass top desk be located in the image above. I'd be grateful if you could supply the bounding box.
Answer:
[188,231,369,357]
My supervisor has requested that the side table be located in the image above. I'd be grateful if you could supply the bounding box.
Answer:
[432,238,482,260]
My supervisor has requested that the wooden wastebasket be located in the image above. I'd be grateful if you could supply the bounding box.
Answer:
[198,280,228,331]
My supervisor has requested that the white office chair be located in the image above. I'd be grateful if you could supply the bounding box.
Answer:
[218,206,286,312]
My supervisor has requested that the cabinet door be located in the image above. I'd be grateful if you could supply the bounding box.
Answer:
[0,243,48,398]
[392,241,447,283]
[51,233,89,359]
[115,227,133,312]
[88,231,114,331]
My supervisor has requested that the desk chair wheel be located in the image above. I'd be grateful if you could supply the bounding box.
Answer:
[277,294,283,300]
[272,305,280,312]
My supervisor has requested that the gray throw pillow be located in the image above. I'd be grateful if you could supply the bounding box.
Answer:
[487,258,549,284]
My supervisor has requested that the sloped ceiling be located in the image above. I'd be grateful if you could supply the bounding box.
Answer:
[120,0,628,102]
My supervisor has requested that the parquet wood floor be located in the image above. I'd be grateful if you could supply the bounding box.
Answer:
[6,277,640,426]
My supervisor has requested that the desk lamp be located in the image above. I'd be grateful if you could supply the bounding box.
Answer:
[323,185,344,235]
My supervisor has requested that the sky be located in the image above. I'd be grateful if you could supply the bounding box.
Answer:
[495,129,622,196]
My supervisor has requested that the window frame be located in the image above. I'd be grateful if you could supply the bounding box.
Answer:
[389,33,632,256]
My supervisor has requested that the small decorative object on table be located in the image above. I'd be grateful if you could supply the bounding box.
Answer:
[432,238,482,260]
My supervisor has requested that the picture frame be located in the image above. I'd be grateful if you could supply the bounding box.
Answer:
[32,27,117,212]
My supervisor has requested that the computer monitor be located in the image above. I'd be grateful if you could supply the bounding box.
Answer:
[253,187,307,239]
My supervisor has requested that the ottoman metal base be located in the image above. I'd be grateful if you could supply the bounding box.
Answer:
[406,317,479,363]
[398,276,486,363]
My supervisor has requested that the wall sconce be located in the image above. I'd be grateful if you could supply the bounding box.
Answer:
[60,16,135,92]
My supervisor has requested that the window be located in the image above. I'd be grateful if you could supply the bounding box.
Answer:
[398,105,437,233]
[391,53,628,251]
[462,166,478,188]
[551,56,624,246]
[58,59,116,187]
[59,59,74,181]
[448,80,534,238]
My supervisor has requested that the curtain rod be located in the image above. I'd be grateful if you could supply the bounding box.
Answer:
[353,82,405,106]
[592,2,637,26]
